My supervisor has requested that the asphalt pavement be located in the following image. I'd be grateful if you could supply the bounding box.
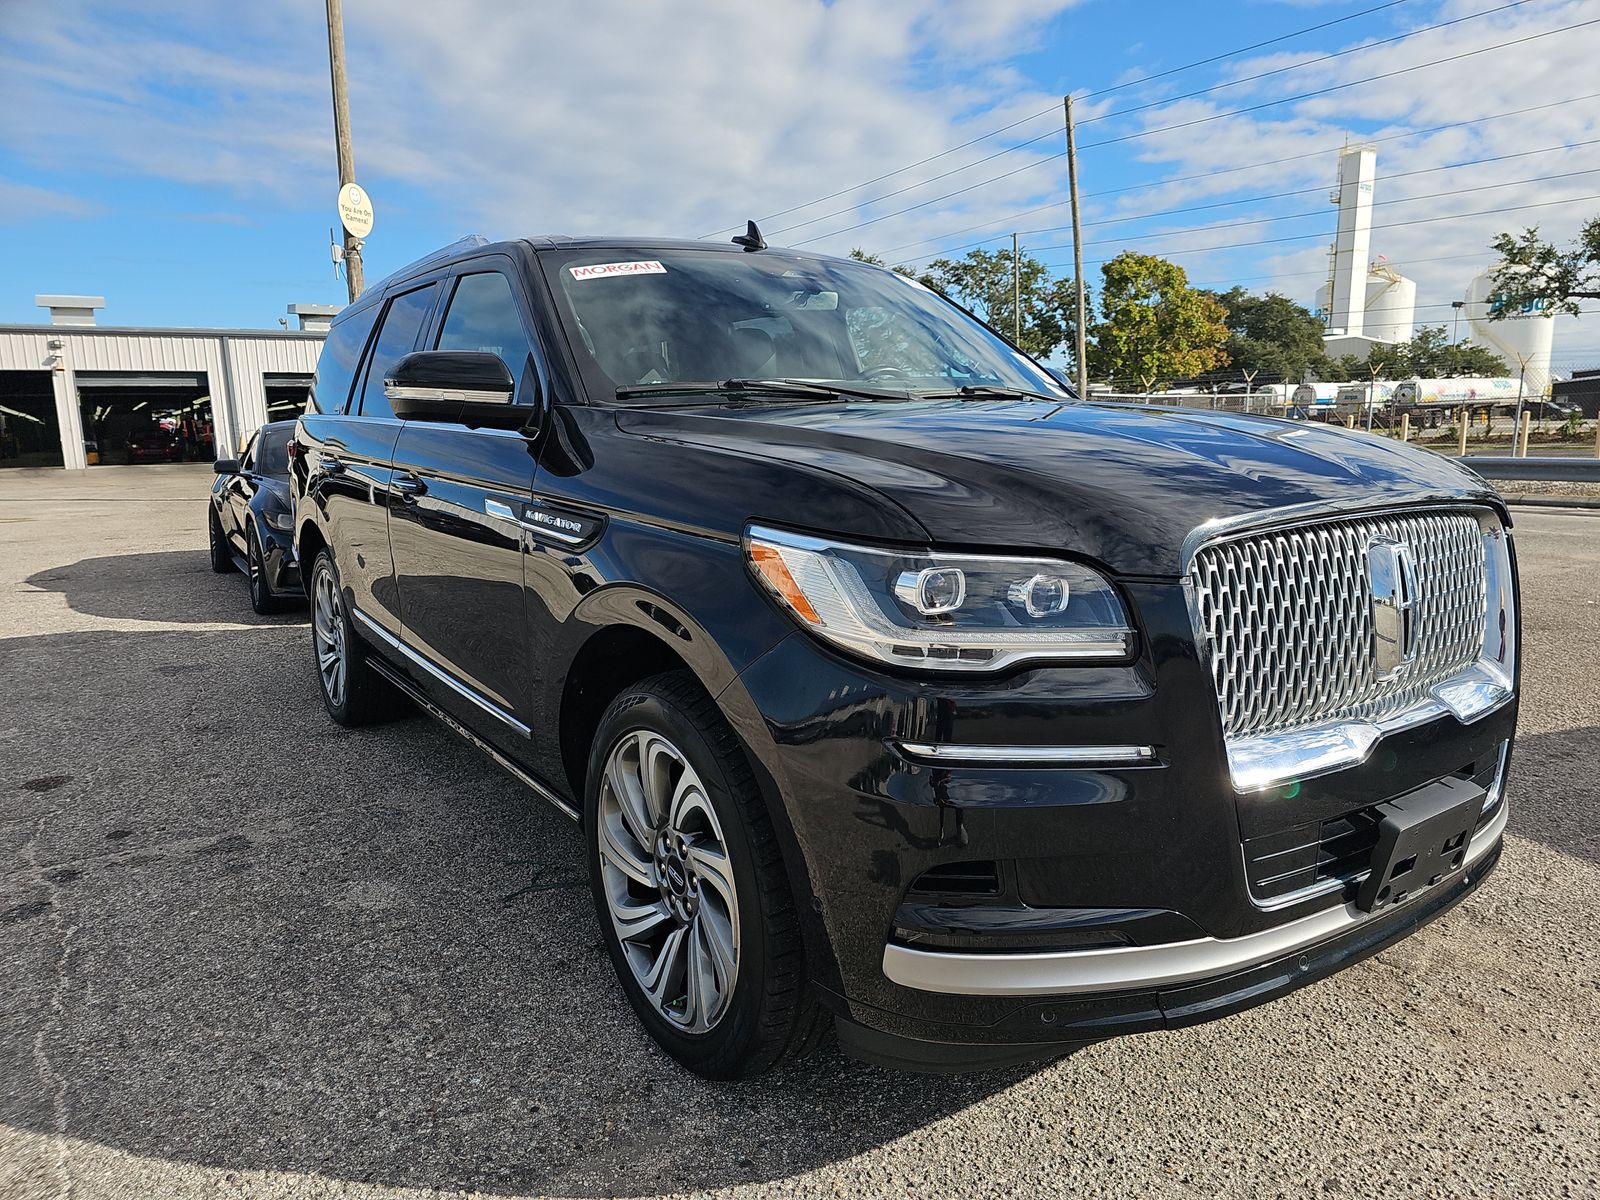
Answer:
[1,464,1596,1199]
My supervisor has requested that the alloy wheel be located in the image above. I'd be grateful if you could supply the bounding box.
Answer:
[312,566,347,707]
[597,729,740,1033]
[248,537,263,604]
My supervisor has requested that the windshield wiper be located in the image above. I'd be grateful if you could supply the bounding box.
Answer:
[615,378,908,403]
[918,384,1074,403]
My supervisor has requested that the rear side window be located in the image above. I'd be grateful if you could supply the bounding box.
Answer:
[309,305,378,415]
[436,272,534,401]
[356,284,440,418]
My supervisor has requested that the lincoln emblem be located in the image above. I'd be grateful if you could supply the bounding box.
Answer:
[1367,536,1420,680]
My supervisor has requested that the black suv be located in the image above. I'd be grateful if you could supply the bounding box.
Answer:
[293,234,1518,1077]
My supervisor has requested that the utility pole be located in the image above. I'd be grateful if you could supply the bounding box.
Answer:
[1012,232,1021,345]
[325,0,363,302]
[1064,94,1088,401]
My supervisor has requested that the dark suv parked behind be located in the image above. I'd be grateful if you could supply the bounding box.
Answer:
[293,233,1517,1077]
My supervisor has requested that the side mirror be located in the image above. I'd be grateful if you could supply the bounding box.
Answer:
[385,351,525,430]
[213,459,239,475]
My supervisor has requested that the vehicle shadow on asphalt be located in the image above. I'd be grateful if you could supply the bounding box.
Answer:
[23,550,306,625]
[1,618,1037,1197]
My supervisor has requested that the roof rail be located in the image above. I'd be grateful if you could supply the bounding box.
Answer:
[362,234,491,297]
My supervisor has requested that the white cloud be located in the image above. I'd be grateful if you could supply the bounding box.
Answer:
[0,0,1083,251]
[1086,0,1600,352]
[0,181,101,223]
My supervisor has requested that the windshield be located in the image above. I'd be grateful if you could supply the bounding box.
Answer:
[539,248,1068,403]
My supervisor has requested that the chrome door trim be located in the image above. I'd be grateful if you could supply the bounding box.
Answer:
[351,607,531,738]
[364,656,577,822]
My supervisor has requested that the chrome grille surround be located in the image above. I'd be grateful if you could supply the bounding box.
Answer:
[1186,504,1516,790]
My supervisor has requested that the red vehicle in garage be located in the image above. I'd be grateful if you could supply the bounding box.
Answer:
[126,426,182,464]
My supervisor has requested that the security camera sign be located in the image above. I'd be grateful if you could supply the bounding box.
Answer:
[338,183,374,239]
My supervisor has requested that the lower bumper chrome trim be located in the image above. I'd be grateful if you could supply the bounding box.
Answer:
[881,798,1507,997]
[895,742,1157,767]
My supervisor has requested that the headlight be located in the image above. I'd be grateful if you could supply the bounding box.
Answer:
[263,508,293,532]
[744,525,1133,672]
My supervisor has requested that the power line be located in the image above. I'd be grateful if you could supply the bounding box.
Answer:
[771,2,1544,241]
[1082,0,1417,101]
[1184,248,1496,291]
[704,0,1419,238]
[1025,166,1600,257]
[787,15,1600,249]
[877,90,1600,259]
[1077,0,1536,127]
[1031,191,1600,270]
[901,138,1600,265]
[1077,15,1600,152]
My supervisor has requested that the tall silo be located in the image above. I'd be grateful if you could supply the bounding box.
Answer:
[1464,267,1556,394]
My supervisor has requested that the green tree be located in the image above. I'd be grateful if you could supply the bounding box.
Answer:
[1089,253,1230,392]
[1205,288,1332,384]
[1488,218,1600,318]
[919,248,1073,360]
[1362,326,1509,379]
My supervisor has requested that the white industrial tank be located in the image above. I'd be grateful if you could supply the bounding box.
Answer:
[1364,264,1416,343]
[1314,263,1414,342]
[1465,266,1555,393]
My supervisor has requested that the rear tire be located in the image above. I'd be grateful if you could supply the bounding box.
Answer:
[309,547,400,727]
[208,507,234,574]
[585,670,822,1079]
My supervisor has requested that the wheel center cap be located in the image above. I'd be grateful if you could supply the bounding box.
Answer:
[664,856,687,894]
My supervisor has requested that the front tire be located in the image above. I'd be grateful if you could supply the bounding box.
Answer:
[585,671,821,1079]
[208,507,234,574]
[308,547,399,727]
[247,527,279,615]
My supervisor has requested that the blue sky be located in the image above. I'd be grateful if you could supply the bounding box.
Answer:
[3,0,1598,365]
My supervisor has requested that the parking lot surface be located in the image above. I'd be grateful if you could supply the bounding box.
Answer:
[2,465,1596,1200]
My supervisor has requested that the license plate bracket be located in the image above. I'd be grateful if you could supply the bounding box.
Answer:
[1355,776,1485,914]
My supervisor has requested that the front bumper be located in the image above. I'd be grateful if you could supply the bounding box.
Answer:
[261,530,301,597]
[720,576,1517,1066]
[882,796,1505,998]
[836,832,1502,1070]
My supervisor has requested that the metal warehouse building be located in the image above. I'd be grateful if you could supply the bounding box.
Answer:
[0,296,331,470]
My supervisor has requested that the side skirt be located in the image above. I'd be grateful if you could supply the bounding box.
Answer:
[364,656,581,824]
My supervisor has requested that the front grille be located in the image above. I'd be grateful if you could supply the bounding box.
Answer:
[1189,508,1487,741]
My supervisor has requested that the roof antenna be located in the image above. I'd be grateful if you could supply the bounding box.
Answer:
[731,220,767,252]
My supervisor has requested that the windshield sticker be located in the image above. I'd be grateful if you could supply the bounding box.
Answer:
[568,260,667,281]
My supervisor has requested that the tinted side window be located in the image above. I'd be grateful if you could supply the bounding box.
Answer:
[309,305,378,415]
[356,284,440,418]
[256,426,291,477]
[238,432,257,471]
[436,272,534,400]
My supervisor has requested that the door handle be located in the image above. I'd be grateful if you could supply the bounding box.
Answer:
[392,473,427,501]
[319,454,346,476]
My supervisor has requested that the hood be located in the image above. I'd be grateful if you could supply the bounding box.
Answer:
[615,398,1500,576]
